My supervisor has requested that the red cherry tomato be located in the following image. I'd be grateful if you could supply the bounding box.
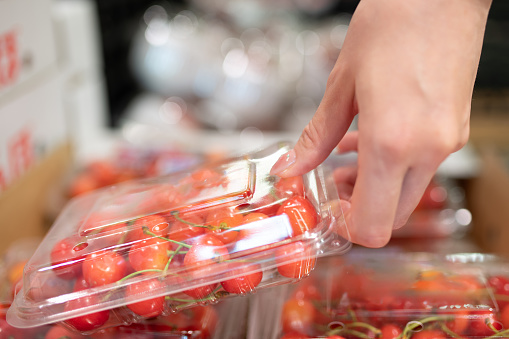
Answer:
[291,277,322,301]
[220,262,263,294]
[168,213,206,243]
[488,275,509,309]
[127,214,169,242]
[380,324,403,339]
[64,294,110,332]
[281,298,316,335]
[275,242,316,279]
[242,212,269,224]
[156,309,193,331]
[183,234,229,268]
[488,275,509,293]
[181,281,219,300]
[410,330,447,339]
[467,310,502,336]
[184,305,219,339]
[129,238,170,271]
[249,194,282,216]
[277,196,318,236]
[500,304,509,329]
[69,172,99,197]
[0,317,24,338]
[442,310,470,335]
[50,237,86,280]
[181,234,228,299]
[87,160,118,186]
[126,278,166,317]
[205,207,243,244]
[236,212,270,247]
[274,176,305,198]
[73,275,91,292]
[83,250,127,287]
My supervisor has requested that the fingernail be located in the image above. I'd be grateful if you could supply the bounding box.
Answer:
[270,149,296,175]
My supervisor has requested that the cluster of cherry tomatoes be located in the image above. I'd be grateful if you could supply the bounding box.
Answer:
[2,300,219,339]
[278,257,509,339]
[1,244,222,338]
[40,163,321,334]
[67,148,203,198]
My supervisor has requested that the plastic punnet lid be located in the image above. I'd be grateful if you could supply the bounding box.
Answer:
[7,142,350,333]
[248,250,509,339]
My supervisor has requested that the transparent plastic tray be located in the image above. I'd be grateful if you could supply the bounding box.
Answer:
[248,250,509,339]
[7,142,350,333]
[2,294,246,338]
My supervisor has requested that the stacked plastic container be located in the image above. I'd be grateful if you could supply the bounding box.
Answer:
[6,142,351,335]
[248,250,509,339]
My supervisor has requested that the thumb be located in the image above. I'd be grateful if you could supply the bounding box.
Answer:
[271,78,355,177]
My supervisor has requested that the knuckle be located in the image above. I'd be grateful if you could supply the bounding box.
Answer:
[325,67,342,90]
[374,134,410,164]
[299,121,324,154]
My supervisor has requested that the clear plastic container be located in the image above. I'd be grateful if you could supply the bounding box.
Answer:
[2,293,246,338]
[7,142,350,334]
[248,250,509,339]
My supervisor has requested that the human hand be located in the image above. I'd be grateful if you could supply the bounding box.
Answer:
[270,0,492,247]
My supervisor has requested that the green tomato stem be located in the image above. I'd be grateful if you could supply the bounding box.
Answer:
[486,318,501,333]
[484,328,509,339]
[164,245,182,272]
[166,249,188,256]
[398,315,454,339]
[172,211,211,229]
[142,226,192,248]
[347,321,381,335]
[165,286,224,304]
[440,323,463,338]
[338,328,373,339]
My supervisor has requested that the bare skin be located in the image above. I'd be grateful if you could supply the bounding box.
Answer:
[271,0,492,248]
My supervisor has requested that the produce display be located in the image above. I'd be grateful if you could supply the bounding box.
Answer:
[7,143,350,334]
[0,216,249,339]
[67,148,203,198]
[248,251,509,339]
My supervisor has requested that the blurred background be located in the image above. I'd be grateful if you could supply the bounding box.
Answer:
[0,0,509,281]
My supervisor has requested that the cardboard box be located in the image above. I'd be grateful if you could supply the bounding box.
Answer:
[470,89,509,149]
[467,147,509,257]
[0,0,57,101]
[0,74,68,192]
[0,142,71,253]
